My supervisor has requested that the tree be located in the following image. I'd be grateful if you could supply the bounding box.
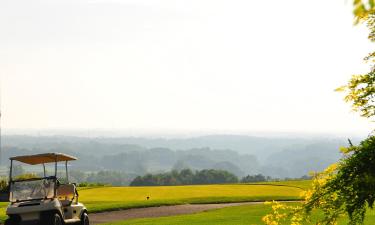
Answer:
[263,137,375,225]
[263,1,375,224]
[336,1,375,118]
[352,0,375,22]
[241,174,267,183]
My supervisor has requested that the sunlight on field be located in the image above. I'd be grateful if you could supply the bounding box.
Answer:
[79,181,308,212]
[102,202,375,225]
[259,180,311,189]
[102,203,375,225]
[102,204,272,225]
[0,180,309,222]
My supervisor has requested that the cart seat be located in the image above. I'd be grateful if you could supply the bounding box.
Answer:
[57,184,76,206]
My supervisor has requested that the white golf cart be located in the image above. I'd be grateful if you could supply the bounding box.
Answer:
[4,153,89,225]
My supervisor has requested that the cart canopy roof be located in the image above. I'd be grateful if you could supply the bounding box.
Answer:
[10,153,77,165]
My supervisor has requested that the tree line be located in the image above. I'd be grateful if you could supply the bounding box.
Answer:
[130,169,239,186]
[128,169,305,186]
[8,164,311,187]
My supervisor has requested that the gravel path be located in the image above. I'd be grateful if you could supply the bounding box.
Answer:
[90,202,261,224]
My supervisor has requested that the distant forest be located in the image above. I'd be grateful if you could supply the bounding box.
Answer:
[130,169,239,186]
[0,135,349,185]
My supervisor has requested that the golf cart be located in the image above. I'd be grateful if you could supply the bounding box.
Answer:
[4,153,89,225]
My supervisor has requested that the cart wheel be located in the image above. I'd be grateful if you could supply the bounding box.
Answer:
[81,212,89,225]
[53,213,63,225]
[4,215,20,225]
[42,212,62,225]
[4,218,19,225]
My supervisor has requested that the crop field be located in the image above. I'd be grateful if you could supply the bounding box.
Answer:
[0,180,309,223]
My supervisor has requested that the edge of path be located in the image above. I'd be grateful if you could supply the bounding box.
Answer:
[90,201,301,225]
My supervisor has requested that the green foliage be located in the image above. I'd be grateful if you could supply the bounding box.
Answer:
[241,174,268,183]
[337,73,375,118]
[353,0,375,23]
[130,169,238,186]
[338,12,375,118]
[193,169,239,184]
[324,136,375,224]
[13,173,39,181]
[264,2,375,223]
[77,182,110,187]
[0,178,8,192]
[264,136,375,225]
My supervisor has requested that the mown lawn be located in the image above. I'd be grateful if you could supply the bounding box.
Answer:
[101,203,375,225]
[102,203,272,225]
[0,180,309,222]
[257,180,311,190]
[79,181,308,213]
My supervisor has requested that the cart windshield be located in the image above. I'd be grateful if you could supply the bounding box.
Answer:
[10,178,55,202]
[8,153,77,202]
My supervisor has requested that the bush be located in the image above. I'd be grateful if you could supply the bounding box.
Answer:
[0,178,8,192]
[13,173,39,181]
[77,182,110,187]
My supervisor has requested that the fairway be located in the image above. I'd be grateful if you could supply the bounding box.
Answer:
[100,203,375,225]
[0,181,308,222]
[79,182,306,213]
[101,204,272,225]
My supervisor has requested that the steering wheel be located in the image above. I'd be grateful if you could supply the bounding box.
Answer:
[55,179,60,187]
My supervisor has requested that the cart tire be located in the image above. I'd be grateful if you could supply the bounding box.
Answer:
[4,215,20,225]
[4,218,19,225]
[81,212,89,225]
[42,212,62,225]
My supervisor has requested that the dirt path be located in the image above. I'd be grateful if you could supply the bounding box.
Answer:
[90,202,261,224]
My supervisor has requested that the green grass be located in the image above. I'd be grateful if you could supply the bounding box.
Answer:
[256,180,311,189]
[102,204,272,225]
[0,180,309,222]
[0,203,7,222]
[101,203,375,225]
[79,181,306,213]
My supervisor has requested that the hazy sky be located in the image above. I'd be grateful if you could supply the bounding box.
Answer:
[1,0,374,136]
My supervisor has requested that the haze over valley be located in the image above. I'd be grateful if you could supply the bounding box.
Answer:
[1,133,353,184]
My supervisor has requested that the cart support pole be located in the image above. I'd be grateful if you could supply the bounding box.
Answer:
[43,163,46,177]
[54,156,57,197]
[55,157,57,177]
[65,161,68,183]
[8,160,13,202]
[9,160,13,182]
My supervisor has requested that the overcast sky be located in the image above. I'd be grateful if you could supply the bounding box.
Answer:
[0,0,374,136]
